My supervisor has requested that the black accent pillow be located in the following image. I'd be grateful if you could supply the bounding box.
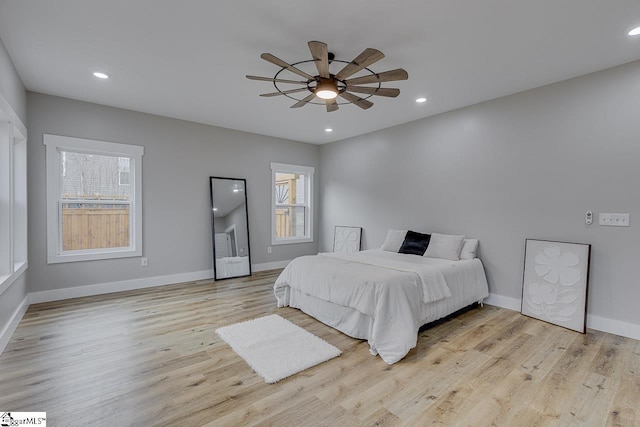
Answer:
[398,230,431,255]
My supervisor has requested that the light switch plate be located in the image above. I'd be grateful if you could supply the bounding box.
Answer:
[599,213,629,227]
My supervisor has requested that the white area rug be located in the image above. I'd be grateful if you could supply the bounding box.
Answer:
[215,314,341,383]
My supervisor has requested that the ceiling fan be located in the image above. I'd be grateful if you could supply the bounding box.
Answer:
[246,41,408,112]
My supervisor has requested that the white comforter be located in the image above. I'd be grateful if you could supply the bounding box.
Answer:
[274,249,488,364]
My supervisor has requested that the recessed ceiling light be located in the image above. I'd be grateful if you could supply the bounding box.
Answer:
[325,128,333,133]
[415,97,427,103]
[628,26,640,36]
[93,72,109,79]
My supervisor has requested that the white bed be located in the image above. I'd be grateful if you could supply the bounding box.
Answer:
[216,256,250,277]
[274,247,489,364]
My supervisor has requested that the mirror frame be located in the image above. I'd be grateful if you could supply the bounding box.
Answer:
[210,176,252,280]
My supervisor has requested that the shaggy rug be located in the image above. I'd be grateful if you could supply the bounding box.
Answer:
[215,314,341,383]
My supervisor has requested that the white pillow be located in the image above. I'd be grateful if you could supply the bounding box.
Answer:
[459,239,479,260]
[424,233,465,261]
[381,229,408,252]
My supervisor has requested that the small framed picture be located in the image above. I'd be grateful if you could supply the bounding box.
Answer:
[333,226,362,253]
[521,239,591,333]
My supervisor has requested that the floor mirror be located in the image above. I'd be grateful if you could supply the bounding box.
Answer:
[210,177,251,280]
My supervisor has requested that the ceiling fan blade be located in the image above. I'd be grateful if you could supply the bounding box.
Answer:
[326,99,339,112]
[246,75,308,85]
[344,68,408,85]
[347,86,400,98]
[339,92,374,110]
[260,88,309,97]
[335,48,385,80]
[308,41,330,79]
[261,53,314,80]
[290,93,317,109]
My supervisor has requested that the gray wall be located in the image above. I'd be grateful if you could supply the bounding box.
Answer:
[212,204,250,259]
[0,38,26,124]
[224,203,250,257]
[3,31,638,338]
[0,37,27,336]
[319,60,640,326]
[213,218,226,240]
[26,93,320,293]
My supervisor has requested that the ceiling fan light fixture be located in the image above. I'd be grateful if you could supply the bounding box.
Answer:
[249,41,408,111]
[315,79,338,100]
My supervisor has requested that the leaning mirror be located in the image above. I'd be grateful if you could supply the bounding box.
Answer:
[210,177,251,280]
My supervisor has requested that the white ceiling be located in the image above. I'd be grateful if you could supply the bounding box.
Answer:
[1,1,640,144]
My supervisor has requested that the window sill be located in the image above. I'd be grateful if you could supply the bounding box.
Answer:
[0,261,28,296]
[47,248,142,264]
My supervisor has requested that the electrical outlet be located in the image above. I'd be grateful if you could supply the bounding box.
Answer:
[267,247,272,254]
[599,213,630,227]
[586,211,593,225]
[141,257,149,267]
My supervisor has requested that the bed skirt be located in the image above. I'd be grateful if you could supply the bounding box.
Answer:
[284,278,487,354]
[277,270,488,355]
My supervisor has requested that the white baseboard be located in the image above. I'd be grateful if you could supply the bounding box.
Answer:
[587,314,640,341]
[0,295,29,355]
[29,270,215,304]
[484,293,521,311]
[5,276,639,356]
[252,260,291,272]
[484,292,640,340]
[27,261,292,305]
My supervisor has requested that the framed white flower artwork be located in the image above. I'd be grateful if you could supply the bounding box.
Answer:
[521,239,591,333]
[333,226,362,253]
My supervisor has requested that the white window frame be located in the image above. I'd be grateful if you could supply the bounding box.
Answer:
[0,94,28,295]
[43,134,144,264]
[270,162,314,245]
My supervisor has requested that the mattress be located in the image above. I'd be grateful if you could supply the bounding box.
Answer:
[274,249,489,364]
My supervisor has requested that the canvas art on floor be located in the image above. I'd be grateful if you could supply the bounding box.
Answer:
[521,239,591,333]
[333,226,362,253]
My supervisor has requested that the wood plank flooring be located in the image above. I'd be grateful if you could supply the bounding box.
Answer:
[0,270,638,426]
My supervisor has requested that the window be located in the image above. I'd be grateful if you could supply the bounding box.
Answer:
[44,134,144,263]
[0,97,28,293]
[271,162,314,245]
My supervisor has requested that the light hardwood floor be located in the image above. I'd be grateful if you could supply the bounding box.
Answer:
[1,270,638,426]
